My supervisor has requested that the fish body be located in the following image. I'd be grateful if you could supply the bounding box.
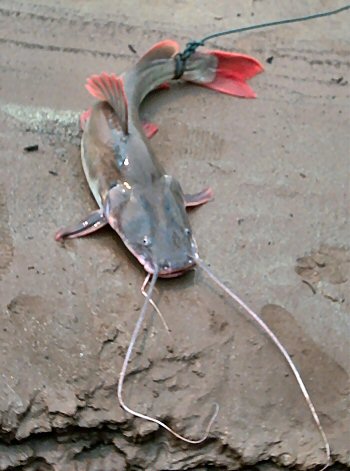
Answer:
[56,40,263,277]
[54,39,332,464]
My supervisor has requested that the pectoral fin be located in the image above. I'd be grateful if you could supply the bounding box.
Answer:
[55,209,107,241]
[185,187,214,207]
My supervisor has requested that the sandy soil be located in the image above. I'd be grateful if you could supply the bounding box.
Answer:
[0,1,349,470]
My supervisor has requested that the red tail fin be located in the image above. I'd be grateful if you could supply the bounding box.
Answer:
[195,50,263,98]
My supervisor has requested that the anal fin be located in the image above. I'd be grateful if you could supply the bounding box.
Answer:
[142,121,159,139]
[156,82,170,90]
[137,40,180,66]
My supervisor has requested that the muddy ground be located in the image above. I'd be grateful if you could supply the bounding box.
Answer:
[0,1,349,470]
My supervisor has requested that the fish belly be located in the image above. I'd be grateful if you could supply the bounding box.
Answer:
[81,143,103,209]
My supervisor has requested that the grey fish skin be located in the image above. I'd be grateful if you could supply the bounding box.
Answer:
[56,40,263,277]
[81,42,208,277]
[54,47,331,465]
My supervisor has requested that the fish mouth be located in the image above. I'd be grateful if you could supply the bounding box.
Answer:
[158,265,195,278]
[157,260,197,278]
[142,260,196,278]
[116,231,198,278]
[119,241,195,278]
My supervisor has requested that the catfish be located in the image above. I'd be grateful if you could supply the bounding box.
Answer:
[55,40,262,279]
[55,40,330,466]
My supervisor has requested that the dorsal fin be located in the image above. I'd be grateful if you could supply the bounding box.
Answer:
[85,73,128,134]
[137,40,180,68]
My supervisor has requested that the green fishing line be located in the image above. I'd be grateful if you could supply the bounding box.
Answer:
[174,4,350,77]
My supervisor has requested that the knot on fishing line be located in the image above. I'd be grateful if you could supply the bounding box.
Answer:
[173,40,204,79]
[172,4,350,80]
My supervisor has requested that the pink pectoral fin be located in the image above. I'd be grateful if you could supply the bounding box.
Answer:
[185,187,214,207]
[142,121,159,139]
[55,209,107,241]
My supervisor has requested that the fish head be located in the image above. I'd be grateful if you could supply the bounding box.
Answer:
[104,176,198,277]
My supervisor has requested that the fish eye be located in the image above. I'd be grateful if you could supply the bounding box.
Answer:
[184,228,191,236]
[143,235,152,247]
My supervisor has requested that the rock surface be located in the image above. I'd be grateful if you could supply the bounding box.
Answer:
[0,0,349,469]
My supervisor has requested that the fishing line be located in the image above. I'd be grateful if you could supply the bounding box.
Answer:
[174,4,350,78]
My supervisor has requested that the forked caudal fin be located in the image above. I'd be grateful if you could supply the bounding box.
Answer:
[85,73,128,134]
[195,257,331,471]
[184,50,264,98]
